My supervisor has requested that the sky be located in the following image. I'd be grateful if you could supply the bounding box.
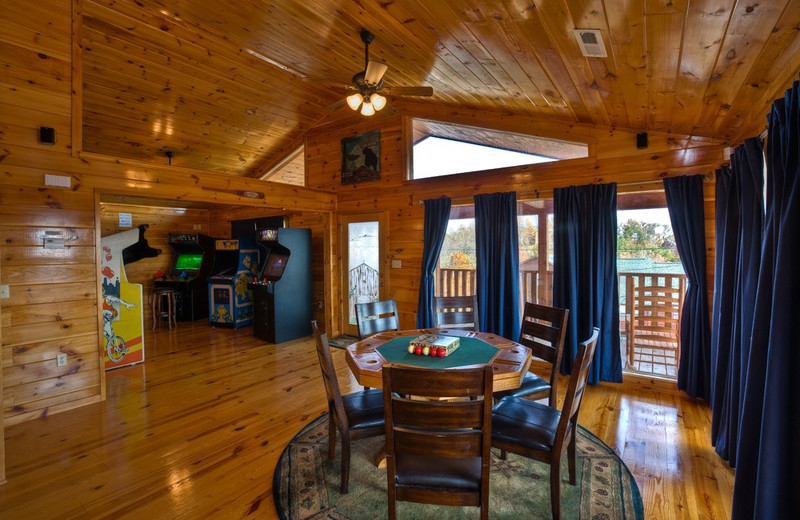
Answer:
[413,137,554,179]
[618,208,673,228]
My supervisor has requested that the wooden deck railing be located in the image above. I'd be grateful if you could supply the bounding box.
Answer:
[619,271,686,378]
[434,268,553,307]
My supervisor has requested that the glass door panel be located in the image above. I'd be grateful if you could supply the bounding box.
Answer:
[340,213,386,337]
[348,221,380,326]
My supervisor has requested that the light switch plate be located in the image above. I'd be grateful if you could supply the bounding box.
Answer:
[391,259,401,268]
[57,353,68,367]
[0,285,9,298]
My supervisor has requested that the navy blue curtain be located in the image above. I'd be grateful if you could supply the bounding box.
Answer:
[709,140,764,464]
[474,192,520,340]
[416,197,452,328]
[663,175,712,401]
[553,183,621,384]
[732,79,799,520]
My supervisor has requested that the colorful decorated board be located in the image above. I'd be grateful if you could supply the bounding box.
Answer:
[100,229,145,369]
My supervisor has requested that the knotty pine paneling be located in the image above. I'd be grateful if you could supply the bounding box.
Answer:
[100,202,210,327]
[1,0,335,434]
[306,108,721,331]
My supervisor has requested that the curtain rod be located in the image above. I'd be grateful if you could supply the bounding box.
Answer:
[418,175,713,204]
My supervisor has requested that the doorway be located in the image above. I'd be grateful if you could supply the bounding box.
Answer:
[339,213,387,337]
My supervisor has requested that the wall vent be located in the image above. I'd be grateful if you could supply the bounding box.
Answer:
[44,174,71,188]
[573,29,607,58]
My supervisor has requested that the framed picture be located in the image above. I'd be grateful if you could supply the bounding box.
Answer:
[341,130,380,185]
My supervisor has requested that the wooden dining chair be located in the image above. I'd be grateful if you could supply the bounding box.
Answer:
[311,321,385,494]
[382,364,493,520]
[493,302,569,407]
[433,294,479,331]
[355,299,399,339]
[491,327,600,520]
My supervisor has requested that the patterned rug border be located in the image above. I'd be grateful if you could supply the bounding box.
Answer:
[273,413,644,520]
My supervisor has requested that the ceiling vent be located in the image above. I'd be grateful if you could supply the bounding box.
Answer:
[573,29,607,58]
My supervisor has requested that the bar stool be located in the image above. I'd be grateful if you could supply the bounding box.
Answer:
[151,287,177,330]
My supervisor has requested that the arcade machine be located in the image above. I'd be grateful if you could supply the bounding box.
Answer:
[155,233,215,321]
[248,228,312,343]
[207,237,260,328]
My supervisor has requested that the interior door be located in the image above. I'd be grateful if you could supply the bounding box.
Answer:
[340,213,387,337]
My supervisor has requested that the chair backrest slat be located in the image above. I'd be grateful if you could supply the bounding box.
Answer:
[394,429,483,458]
[517,302,569,363]
[356,299,399,339]
[434,294,479,331]
[391,399,485,429]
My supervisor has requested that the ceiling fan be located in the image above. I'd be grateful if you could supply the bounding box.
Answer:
[344,29,433,116]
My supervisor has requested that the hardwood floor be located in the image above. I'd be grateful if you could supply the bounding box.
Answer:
[0,323,733,519]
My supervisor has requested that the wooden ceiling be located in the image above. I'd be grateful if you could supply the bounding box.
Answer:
[80,0,800,178]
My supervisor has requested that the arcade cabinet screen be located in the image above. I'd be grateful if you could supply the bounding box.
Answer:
[264,253,289,279]
[175,253,203,271]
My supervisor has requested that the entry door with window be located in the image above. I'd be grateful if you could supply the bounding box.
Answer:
[340,213,387,337]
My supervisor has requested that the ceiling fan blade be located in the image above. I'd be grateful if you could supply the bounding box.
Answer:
[364,61,388,85]
[383,86,434,97]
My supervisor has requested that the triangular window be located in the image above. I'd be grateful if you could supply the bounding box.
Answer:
[411,118,588,180]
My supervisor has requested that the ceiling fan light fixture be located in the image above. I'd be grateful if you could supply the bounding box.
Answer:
[346,92,363,110]
[372,93,386,111]
[360,100,376,116]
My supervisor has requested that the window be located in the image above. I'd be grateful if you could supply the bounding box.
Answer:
[437,212,476,297]
[410,119,588,180]
[434,201,555,320]
[518,200,553,308]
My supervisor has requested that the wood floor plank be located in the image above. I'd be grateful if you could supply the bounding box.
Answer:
[0,322,733,518]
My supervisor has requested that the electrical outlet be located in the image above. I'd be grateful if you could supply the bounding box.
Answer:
[0,285,9,298]
[57,353,68,367]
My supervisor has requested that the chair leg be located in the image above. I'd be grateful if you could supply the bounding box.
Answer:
[387,475,396,520]
[151,293,158,331]
[328,419,336,460]
[340,435,351,494]
[568,431,577,485]
[550,456,562,520]
[500,448,507,460]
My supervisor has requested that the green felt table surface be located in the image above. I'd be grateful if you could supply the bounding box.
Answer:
[376,335,499,369]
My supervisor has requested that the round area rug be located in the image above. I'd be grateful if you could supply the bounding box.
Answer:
[273,413,643,520]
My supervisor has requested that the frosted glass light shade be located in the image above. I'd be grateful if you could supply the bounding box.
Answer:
[372,93,386,111]
[360,101,375,116]
[346,93,363,110]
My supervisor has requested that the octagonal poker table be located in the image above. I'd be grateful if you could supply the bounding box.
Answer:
[345,328,532,392]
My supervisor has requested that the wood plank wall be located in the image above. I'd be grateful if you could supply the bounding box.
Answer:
[0,0,336,435]
[99,203,211,327]
[305,103,724,334]
[1,0,103,428]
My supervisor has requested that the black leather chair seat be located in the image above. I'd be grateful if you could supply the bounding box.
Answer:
[492,396,561,452]
[343,389,385,430]
[494,372,551,400]
[395,455,481,490]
